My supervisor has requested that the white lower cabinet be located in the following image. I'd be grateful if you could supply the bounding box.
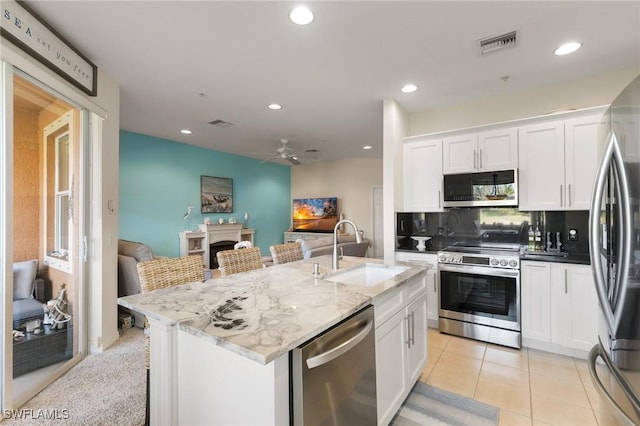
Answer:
[395,252,438,328]
[374,274,428,425]
[521,261,598,357]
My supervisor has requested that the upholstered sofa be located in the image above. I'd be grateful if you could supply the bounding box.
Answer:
[297,234,370,259]
[13,259,46,330]
[117,239,157,328]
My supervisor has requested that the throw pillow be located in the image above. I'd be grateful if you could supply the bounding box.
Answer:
[13,259,37,301]
[303,236,334,250]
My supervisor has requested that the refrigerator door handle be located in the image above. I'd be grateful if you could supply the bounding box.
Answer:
[588,341,640,423]
[589,132,630,335]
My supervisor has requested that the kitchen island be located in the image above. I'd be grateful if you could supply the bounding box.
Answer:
[118,255,427,425]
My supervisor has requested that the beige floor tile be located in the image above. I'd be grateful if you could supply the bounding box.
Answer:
[428,329,450,350]
[435,351,483,376]
[426,365,478,398]
[480,360,530,388]
[530,372,591,408]
[592,407,625,426]
[528,355,582,383]
[499,409,532,426]
[443,335,487,359]
[531,393,598,426]
[485,345,529,371]
[475,375,531,417]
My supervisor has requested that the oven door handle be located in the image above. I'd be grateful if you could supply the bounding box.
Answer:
[438,264,520,279]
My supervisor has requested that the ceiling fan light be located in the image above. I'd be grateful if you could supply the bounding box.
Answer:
[180,129,192,135]
[268,103,282,110]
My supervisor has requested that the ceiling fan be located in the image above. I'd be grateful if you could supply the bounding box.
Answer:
[253,139,303,165]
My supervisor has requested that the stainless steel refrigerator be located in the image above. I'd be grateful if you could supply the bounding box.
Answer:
[589,74,640,425]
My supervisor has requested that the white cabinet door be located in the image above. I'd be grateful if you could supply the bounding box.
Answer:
[550,264,598,351]
[442,133,477,174]
[564,114,604,210]
[518,121,565,210]
[406,293,428,384]
[477,127,518,171]
[375,309,408,426]
[403,139,443,212]
[521,261,552,342]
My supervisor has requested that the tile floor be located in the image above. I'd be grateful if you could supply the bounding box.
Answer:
[419,329,624,426]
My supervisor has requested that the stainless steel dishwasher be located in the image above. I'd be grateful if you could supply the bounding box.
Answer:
[291,305,377,425]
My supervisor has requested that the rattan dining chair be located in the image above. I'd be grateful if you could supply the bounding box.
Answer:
[216,247,264,276]
[136,255,204,425]
[269,242,304,265]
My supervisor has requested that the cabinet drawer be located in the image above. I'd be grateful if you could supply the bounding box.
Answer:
[374,288,406,327]
[406,274,427,303]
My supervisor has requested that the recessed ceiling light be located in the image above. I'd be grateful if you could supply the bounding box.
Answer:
[554,42,582,56]
[268,103,282,110]
[363,145,372,150]
[401,84,418,93]
[289,6,314,25]
[180,129,192,135]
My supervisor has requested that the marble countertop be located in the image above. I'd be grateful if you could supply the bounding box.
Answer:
[118,255,426,365]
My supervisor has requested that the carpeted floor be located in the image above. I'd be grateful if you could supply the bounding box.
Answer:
[4,327,145,426]
[391,381,500,426]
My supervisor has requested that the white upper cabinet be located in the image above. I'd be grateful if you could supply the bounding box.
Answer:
[564,115,605,210]
[442,133,477,174]
[519,112,604,211]
[442,127,517,174]
[518,120,566,210]
[402,138,443,212]
[478,127,519,171]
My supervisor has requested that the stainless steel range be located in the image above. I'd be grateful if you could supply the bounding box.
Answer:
[438,243,521,348]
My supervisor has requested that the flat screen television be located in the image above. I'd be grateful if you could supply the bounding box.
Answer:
[292,197,338,233]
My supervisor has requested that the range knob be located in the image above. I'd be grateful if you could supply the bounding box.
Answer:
[439,255,447,263]
[490,258,499,266]
[499,259,508,267]
[454,256,462,263]
[508,259,518,268]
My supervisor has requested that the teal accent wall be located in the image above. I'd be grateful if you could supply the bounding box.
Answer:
[119,131,291,257]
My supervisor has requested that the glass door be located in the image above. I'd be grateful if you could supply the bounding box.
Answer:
[3,69,88,409]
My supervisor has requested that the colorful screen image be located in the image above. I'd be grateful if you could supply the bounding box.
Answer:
[292,197,338,232]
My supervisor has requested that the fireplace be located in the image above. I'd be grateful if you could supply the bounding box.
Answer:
[210,240,237,269]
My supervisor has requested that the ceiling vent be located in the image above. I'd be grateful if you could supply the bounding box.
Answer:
[208,119,233,128]
[479,30,518,55]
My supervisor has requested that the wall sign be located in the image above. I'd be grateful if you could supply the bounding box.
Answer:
[1,0,97,96]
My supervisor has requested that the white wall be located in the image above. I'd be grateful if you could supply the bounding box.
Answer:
[291,158,382,241]
[410,68,638,136]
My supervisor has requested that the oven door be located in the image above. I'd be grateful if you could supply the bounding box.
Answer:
[439,264,520,331]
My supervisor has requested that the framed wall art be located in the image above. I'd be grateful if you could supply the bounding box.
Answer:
[201,176,233,213]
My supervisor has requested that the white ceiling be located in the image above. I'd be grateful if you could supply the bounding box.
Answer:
[24,1,640,164]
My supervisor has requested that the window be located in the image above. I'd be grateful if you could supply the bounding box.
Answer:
[44,111,74,271]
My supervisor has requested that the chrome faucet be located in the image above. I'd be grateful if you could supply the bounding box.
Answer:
[332,220,363,270]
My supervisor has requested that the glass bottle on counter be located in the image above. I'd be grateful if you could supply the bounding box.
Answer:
[534,224,542,251]
[528,226,535,251]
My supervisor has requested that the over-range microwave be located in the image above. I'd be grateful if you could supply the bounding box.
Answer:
[443,169,518,207]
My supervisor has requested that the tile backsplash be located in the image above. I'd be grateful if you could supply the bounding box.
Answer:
[396,208,590,255]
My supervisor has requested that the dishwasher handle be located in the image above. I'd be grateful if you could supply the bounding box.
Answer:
[306,320,373,369]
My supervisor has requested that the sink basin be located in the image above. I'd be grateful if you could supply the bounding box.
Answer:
[324,263,409,287]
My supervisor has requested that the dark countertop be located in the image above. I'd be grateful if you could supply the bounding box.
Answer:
[520,252,590,265]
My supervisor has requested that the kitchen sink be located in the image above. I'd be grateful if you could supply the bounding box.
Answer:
[324,263,409,287]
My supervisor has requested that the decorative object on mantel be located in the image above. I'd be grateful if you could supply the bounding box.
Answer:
[204,217,211,225]
[201,176,233,213]
[228,217,237,224]
[243,211,249,228]
[183,205,198,231]
[218,218,224,224]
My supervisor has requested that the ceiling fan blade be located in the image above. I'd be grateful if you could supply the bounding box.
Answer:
[287,156,301,165]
